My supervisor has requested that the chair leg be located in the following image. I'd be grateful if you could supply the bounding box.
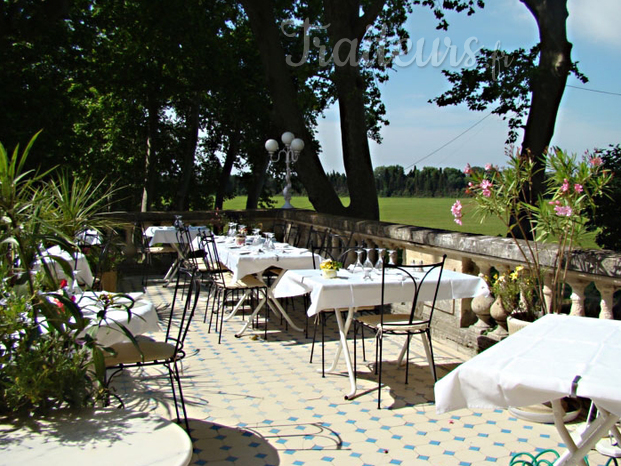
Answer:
[321,313,326,378]
[170,361,190,433]
[421,330,437,382]
[309,314,319,363]
[377,333,383,409]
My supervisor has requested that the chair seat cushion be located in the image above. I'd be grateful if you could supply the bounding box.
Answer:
[104,336,176,366]
[356,313,428,332]
[219,272,266,289]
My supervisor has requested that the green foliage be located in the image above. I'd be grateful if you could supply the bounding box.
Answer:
[0,134,132,416]
[453,148,612,313]
[589,145,621,251]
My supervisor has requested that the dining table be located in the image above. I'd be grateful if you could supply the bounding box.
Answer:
[0,408,192,466]
[75,291,160,347]
[273,266,489,399]
[209,236,321,336]
[434,313,621,466]
[33,245,95,286]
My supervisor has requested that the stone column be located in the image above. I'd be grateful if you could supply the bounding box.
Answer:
[597,283,616,320]
[566,278,587,317]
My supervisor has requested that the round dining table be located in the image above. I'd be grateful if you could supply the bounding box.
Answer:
[0,408,192,466]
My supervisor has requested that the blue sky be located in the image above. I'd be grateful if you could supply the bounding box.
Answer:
[314,0,621,173]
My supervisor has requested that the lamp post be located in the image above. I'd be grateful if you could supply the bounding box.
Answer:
[265,131,304,209]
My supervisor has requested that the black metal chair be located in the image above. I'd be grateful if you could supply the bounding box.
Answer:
[201,232,268,344]
[104,267,202,432]
[353,255,446,409]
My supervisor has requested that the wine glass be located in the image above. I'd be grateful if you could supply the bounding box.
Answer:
[387,249,396,265]
[374,248,385,275]
[363,248,374,280]
[264,232,275,250]
[227,222,237,238]
[352,249,364,273]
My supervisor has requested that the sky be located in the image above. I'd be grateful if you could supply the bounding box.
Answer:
[312,0,621,173]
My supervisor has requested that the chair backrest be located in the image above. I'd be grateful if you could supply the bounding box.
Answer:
[175,224,197,270]
[380,255,447,326]
[283,222,301,246]
[166,267,201,357]
[199,231,227,286]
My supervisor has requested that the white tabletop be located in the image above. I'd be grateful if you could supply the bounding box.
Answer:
[435,314,621,417]
[214,239,319,282]
[0,408,192,466]
[273,268,489,316]
[33,245,95,286]
[76,292,160,347]
[145,226,205,246]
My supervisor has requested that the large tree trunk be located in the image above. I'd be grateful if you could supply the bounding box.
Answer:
[140,99,159,212]
[323,0,381,220]
[520,0,572,195]
[515,0,572,238]
[175,101,200,210]
[240,0,346,217]
[215,129,240,210]
[246,146,271,209]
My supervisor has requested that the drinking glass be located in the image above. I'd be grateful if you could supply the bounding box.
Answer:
[387,249,396,265]
[227,222,237,238]
[363,248,374,280]
[264,232,275,250]
[352,249,364,273]
[374,248,385,275]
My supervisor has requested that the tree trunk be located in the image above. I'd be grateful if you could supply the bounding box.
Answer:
[175,101,200,211]
[141,99,160,212]
[215,130,240,210]
[519,0,572,197]
[240,0,346,217]
[246,146,271,209]
[323,0,380,220]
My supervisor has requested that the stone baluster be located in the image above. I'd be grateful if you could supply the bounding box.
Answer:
[566,278,587,316]
[542,274,554,314]
[597,283,616,319]
[469,260,495,334]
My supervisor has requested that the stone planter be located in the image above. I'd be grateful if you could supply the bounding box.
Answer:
[507,312,534,335]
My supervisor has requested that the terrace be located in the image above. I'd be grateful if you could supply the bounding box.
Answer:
[106,208,621,465]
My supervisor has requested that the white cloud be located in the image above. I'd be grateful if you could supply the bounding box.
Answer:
[568,0,621,46]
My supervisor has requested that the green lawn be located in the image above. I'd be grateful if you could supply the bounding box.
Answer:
[223,196,507,237]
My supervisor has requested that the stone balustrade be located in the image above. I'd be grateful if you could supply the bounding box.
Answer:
[107,208,621,356]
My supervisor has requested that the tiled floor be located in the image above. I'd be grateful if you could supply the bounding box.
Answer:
[112,277,615,465]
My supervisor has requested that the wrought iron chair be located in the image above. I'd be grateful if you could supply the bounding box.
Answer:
[104,267,202,431]
[353,255,446,408]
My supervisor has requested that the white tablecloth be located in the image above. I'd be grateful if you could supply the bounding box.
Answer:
[434,314,621,418]
[214,240,319,282]
[77,292,160,347]
[273,268,489,317]
[145,226,205,246]
[33,245,95,286]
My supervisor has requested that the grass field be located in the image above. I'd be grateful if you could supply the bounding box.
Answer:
[223,196,507,237]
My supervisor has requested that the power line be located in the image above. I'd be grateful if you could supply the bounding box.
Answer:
[566,85,621,97]
[405,112,492,171]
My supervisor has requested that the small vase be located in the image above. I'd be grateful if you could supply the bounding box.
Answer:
[470,294,495,334]
[489,296,509,338]
[322,269,337,279]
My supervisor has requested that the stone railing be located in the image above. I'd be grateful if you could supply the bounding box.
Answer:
[108,208,621,356]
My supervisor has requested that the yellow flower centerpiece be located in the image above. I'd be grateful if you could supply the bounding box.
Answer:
[320,259,342,279]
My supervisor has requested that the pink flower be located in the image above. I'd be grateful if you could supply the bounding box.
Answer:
[451,200,463,225]
[480,179,493,197]
[554,205,573,217]
[485,163,492,172]
[59,279,68,289]
[561,179,570,193]
[590,156,603,167]
[574,183,583,193]
[464,163,472,175]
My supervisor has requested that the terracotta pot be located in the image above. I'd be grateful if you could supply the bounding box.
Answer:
[101,271,117,292]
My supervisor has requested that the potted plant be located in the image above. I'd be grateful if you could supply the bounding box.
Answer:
[320,259,342,279]
[451,148,612,317]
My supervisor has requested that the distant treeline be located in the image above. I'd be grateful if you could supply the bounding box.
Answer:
[228,165,467,198]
